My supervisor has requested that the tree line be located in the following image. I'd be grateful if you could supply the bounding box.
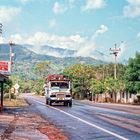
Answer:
[2,52,140,102]
[63,52,140,102]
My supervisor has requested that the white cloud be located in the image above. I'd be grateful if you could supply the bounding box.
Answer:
[7,32,87,56]
[0,6,21,23]
[27,32,48,46]
[76,41,96,57]
[81,0,106,11]
[0,36,4,43]
[53,2,67,14]
[22,32,85,51]
[52,0,76,15]
[123,0,140,18]
[127,0,140,6]
[10,34,24,44]
[5,25,108,58]
[93,25,108,38]
[69,35,85,43]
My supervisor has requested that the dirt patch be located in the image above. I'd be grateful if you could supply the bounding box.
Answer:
[1,98,69,140]
[38,124,68,140]
[3,98,28,107]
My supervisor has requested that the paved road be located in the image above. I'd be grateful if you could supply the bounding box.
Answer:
[23,93,140,140]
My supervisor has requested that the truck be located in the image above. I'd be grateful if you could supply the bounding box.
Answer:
[44,74,72,107]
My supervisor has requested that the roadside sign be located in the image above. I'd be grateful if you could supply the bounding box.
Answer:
[0,61,11,75]
[0,61,8,71]
[14,83,20,90]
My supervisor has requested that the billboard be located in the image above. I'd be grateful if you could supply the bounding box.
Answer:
[0,61,11,75]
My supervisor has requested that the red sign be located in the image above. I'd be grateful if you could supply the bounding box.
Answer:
[0,61,9,72]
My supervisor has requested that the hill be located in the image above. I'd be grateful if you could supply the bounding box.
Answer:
[0,44,106,79]
[0,44,105,64]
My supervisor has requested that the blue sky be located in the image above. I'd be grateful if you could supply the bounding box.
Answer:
[0,0,140,62]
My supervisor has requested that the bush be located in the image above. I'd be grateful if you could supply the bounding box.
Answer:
[4,93,16,99]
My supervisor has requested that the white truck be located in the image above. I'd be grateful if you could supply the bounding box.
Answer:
[44,74,72,107]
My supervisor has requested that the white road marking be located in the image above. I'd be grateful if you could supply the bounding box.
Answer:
[32,99,129,140]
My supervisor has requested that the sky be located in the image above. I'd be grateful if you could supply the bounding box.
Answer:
[0,0,140,62]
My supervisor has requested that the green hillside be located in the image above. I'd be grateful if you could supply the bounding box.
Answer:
[0,44,106,79]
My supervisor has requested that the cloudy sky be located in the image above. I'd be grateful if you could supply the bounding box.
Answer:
[0,0,140,62]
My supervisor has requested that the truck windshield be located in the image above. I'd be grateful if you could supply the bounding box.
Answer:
[51,82,69,89]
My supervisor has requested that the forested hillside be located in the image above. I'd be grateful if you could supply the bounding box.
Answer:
[0,44,106,79]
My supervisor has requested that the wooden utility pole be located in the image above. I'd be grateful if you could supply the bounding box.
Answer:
[110,44,121,79]
[0,23,2,35]
[9,41,15,100]
[9,41,15,61]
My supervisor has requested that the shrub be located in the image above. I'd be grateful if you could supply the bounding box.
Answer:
[4,93,16,99]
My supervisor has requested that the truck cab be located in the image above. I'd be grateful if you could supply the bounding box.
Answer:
[44,74,72,107]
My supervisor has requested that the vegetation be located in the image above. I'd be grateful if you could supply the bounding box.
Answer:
[35,61,51,78]
[63,64,95,99]
[124,52,140,93]
[2,50,140,103]
[63,63,127,101]
[3,61,51,95]
[62,52,140,102]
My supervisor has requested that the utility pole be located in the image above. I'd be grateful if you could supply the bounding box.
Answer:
[110,44,121,79]
[9,41,15,100]
[0,23,2,35]
[9,41,15,73]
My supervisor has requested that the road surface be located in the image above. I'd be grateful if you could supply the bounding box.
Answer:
[23,93,140,140]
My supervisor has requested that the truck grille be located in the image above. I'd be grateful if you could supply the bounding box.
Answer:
[57,93,65,100]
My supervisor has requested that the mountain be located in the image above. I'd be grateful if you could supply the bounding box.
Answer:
[0,43,106,79]
[23,44,108,60]
[22,44,77,57]
[0,43,106,65]
[40,45,77,57]
[0,44,55,62]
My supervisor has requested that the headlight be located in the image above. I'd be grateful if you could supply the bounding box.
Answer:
[66,94,71,97]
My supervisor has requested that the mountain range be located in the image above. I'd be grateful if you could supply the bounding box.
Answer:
[0,43,106,79]
[0,43,106,65]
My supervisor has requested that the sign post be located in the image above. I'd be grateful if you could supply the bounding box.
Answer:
[14,83,20,99]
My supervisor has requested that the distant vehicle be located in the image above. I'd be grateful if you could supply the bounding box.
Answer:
[44,74,72,107]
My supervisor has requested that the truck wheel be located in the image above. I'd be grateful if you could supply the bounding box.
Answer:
[46,98,48,105]
[64,102,68,106]
[69,100,72,107]
[49,100,52,106]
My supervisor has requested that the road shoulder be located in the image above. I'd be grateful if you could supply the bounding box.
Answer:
[0,98,68,140]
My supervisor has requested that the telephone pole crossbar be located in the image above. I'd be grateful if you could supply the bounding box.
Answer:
[110,44,121,79]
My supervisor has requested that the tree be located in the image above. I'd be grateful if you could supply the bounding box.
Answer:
[63,64,95,99]
[124,52,140,93]
[4,78,12,93]
[35,61,51,78]
[90,79,105,94]
[32,79,44,95]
